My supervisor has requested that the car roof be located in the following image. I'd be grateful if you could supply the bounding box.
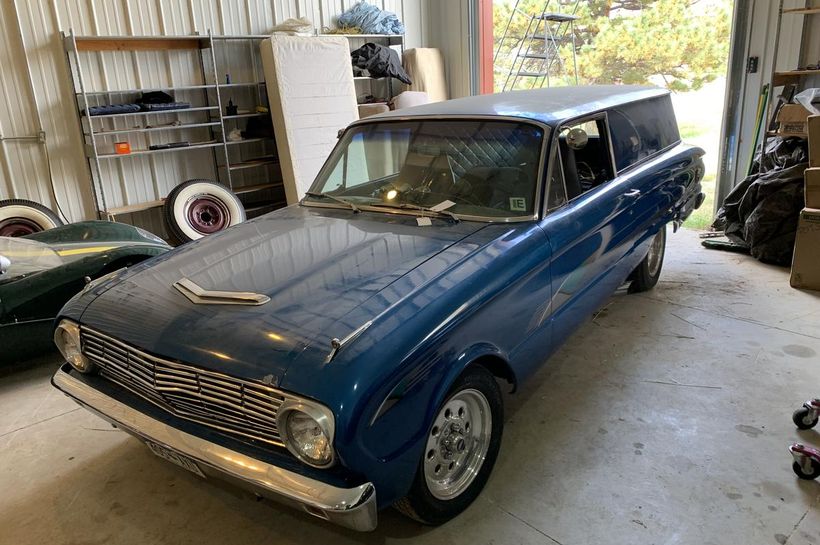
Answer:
[368,85,669,127]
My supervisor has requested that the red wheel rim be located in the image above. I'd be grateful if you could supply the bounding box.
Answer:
[0,218,41,237]
[185,195,230,235]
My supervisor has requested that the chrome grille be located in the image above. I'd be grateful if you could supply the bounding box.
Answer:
[81,327,285,446]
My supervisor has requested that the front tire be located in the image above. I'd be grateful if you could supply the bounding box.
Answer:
[394,366,503,525]
[629,225,666,293]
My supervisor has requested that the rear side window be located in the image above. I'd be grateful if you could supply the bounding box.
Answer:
[607,95,681,171]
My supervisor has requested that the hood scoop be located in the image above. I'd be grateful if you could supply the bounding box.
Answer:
[173,277,270,306]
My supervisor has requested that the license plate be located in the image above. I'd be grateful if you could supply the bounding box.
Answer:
[145,440,205,478]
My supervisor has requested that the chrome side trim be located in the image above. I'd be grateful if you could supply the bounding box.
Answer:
[325,320,373,363]
[174,277,270,306]
[52,366,378,532]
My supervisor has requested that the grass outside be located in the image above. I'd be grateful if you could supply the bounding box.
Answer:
[671,78,725,231]
[683,173,716,230]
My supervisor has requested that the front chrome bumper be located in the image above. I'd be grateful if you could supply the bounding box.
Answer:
[52,366,378,531]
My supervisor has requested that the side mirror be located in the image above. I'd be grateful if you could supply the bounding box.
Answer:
[337,128,345,139]
[0,255,10,275]
[565,127,588,150]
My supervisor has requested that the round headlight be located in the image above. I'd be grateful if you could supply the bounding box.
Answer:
[278,404,335,468]
[285,411,332,466]
[54,320,95,373]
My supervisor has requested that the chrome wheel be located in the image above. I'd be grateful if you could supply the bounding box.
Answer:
[646,230,665,277]
[423,389,492,500]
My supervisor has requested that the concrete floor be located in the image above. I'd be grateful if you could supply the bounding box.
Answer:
[2,228,820,545]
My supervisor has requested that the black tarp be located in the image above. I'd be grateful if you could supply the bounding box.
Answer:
[712,138,807,265]
[350,43,412,85]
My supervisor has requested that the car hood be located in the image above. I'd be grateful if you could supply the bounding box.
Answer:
[79,205,486,384]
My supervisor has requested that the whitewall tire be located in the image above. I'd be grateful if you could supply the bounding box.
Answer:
[163,179,245,243]
[0,199,63,237]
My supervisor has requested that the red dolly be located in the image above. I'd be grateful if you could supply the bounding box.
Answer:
[793,399,820,430]
[790,399,820,480]
[790,443,820,480]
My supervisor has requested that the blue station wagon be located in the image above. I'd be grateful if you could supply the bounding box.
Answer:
[51,86,704,531]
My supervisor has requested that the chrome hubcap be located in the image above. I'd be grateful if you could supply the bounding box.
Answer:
[423,389,492,500]
[646,229,665,277]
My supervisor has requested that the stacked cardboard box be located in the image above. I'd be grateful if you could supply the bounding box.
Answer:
[777,104,813,136]
[790,115,820,291]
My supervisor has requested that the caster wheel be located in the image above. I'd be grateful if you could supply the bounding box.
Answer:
[793,407,818,430]
[793,460,820,480]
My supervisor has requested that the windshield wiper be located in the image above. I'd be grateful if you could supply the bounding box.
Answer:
[371,202,460,223]
[304,191,360,213]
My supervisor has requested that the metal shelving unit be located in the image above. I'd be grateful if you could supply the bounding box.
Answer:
[63,31,283,221]
[759,2,819,163]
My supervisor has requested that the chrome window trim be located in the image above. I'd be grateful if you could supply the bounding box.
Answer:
[301,200,538,223]
[542,138,568,215]
[303,115,551,222]
[556,111,618,182]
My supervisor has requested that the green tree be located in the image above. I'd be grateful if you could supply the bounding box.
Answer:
[493,0,731,92]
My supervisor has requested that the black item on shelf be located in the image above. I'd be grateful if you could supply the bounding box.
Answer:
[148,141,191,150]
[84,104,141,116]
[226,99,238,116]
[242,115,274,139]
[136,91,190,112]
[137,91,175,104]
[350,43,412,85]
[141,102,191,112]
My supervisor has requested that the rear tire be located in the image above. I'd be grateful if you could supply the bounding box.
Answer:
[628,225,666,293]
[394,365,503,525]
[0,199,63,237]
[163,179,245,244]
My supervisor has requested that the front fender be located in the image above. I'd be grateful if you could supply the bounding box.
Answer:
[342,341,510,507]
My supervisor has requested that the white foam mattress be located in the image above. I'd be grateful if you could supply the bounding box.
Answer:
[260,36,359,204]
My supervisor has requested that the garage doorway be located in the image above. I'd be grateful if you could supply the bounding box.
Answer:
[486,0,734,228]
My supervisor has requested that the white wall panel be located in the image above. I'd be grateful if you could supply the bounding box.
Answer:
[0,0,429,225]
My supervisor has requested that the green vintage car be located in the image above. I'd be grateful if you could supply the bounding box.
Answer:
[1,221,170,365]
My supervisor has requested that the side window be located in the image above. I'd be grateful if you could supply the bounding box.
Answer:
[557,116,615,200]
[546,144,567,210]
[608,95,681,171]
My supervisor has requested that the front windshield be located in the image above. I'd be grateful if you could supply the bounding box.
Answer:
[307,119,546,219]
[0,237,62,281]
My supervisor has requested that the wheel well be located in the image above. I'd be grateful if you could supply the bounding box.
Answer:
[470,355,517,393]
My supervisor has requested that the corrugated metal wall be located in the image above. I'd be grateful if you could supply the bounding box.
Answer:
[0,0,428,226]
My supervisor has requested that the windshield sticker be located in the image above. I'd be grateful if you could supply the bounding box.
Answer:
[417,217,433,227]
[430,200,456,212]
[509,197,527,212]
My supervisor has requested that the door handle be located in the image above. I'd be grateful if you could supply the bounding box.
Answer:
[623,189,641,198]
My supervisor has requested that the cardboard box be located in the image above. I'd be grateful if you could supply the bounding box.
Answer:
[807,168,820,209]
[777,104,812,136]
[790,207,820,291]
[809,115,820,168]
